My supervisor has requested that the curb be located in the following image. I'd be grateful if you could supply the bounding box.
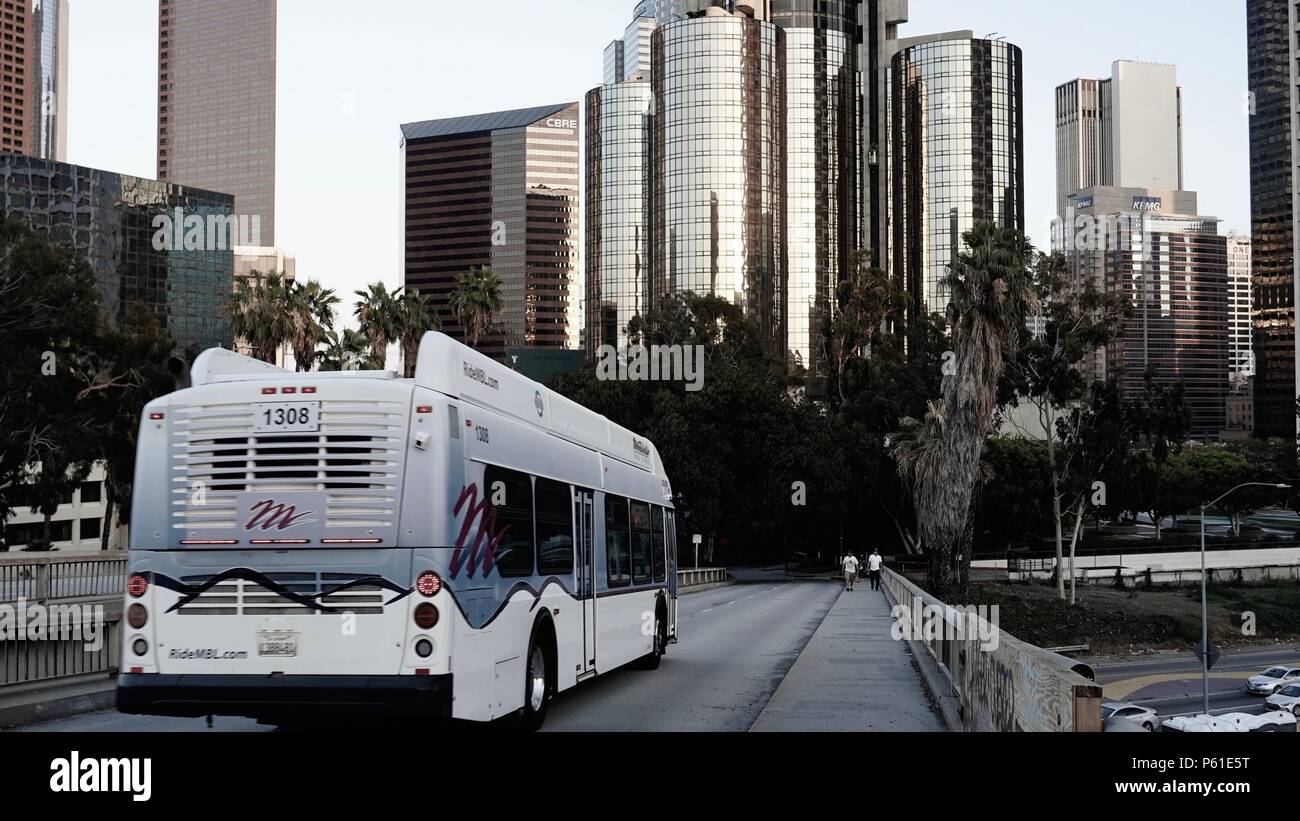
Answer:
[0,674,117,730]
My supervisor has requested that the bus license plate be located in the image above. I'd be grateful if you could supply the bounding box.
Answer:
[253,402,320,434]
[257,631,298,658]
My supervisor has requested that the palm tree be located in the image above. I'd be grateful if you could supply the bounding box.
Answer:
[227,271,294,364]
[397,289,441,378]
[287,280,339,372]
[449,266,503,349]
[318,328,374,372]
[906,222,1036,598]
[354,282,401,369]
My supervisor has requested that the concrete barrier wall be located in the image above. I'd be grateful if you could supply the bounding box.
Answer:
[883,569,1102,732]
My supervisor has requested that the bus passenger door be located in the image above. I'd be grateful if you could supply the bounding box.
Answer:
[575,490,597,677]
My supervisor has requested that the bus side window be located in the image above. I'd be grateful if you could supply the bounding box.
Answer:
[536,478,574,576]
[630,501,652,586]
[651,506,666,583]
[605,495,631,588]
[484,465,535,578]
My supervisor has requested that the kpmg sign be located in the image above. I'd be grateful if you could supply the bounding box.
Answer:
[1132,196,1164,212]
[1075,196,1094,209]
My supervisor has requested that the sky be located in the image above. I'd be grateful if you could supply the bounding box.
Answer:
[69,0,1250,306]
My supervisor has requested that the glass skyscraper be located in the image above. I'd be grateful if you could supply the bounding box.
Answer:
[0,154,236,354]
[586,81,655,353]
[1246,0,1298,439]
[890,37,1025,316]
[651,10,787,346]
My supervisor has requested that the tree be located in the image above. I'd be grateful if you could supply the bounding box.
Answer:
[823,251,906,403]
[1125,373,1193,539]
[904,222,1037,598]
[1003,250,1128,599]
[449,267,503,349]
[396,289,441,378]
[287,280,338,372]
[227,271,293,364]
[318,328,376,372]
[354,282,401,370]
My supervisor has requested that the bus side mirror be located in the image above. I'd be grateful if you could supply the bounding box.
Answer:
[168,356,192,392]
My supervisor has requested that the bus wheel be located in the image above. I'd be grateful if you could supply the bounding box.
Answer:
[519,627,552,731]
[635,609,666,671]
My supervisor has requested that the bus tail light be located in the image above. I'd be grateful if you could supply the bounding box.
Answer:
[414,604,440,630]
[416,572,442,597]
[127,604,148,629]
[127,574,149,598]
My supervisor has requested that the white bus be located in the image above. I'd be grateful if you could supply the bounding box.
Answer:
[117,332,679,729]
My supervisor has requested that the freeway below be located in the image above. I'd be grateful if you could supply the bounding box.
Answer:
[1095,645,1300,718]
[13,580,844,733]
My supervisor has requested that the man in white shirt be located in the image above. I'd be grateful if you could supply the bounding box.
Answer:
[867,549,884,591]
[841,553,860,591]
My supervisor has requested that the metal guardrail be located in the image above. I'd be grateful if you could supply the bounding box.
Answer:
[676,568,730,588]
[0,552,127,605]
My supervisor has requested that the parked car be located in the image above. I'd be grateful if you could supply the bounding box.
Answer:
[1247,666,1300,695]
[1265,683,1300,716]
[1162,712,1298,733]
[1102,702,1159,732]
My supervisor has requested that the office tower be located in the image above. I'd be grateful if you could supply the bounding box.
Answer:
[891,37,1025,315]
[650,6,786,346]
[1247,0,1298,439]
[603,40,624,86]
[1056,61,1183,221]
[769,0,861,370]
[0,0,68,160]
[1227,233,1255,385]
[586,80,654,354]
[401,104,581,353]
[0,154,236,353]
[157,0,277,246]
[1068,188,1229,441]
[862,0,911,270]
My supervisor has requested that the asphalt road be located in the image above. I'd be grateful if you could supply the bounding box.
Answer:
[1095,645,1300,717]
[13,581,842,733]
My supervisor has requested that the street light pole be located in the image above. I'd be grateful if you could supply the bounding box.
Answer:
[1198,482,1290,717]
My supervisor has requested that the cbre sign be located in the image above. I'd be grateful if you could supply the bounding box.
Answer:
[546,118,578,130]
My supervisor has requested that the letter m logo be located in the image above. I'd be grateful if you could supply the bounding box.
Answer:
[244,499,318,531]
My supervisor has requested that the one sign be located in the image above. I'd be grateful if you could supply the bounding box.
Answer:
[1194,641,1222,671]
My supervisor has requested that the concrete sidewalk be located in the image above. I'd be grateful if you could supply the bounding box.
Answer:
[749,583,947,732]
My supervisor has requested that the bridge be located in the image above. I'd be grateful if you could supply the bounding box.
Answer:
[2,552,1105,732]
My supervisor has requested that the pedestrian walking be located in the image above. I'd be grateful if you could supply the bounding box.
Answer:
[842,553,860,591]
[867,549,883,591]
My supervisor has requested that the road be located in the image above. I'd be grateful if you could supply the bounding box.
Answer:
[1095,645,1300,717]
[13,581,843,733]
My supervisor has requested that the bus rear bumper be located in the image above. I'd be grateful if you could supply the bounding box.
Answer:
[116,673,453,721]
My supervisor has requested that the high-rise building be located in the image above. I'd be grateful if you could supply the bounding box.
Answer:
[770,0,860,370]
[862,1,913,271]
[401,104,581,353]
[891,37,1025,315]
[650,6,786,346]
[1246,0,1298,439]
[1068,187,1230,441]
[157,0,277,246]
[0,154,236,354]
[602,40,624,86]
[1227,233,1255,385]
[586,80,654,354]
[0,0,69,161]
[1056,61,1183,221]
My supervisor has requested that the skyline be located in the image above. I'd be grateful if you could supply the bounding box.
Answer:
[68,0,1250,308]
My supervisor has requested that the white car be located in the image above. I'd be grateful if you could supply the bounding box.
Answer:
[1265,683,1300,716]
[1247,666,1300,695]
[1102,702,1159,732]
[1162,712,1297,733]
